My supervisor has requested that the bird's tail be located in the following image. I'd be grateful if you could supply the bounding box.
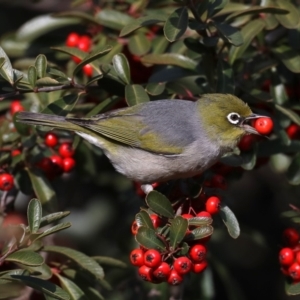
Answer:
[16,112,80,132]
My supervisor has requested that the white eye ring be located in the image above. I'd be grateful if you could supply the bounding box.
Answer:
[227,112,240,125]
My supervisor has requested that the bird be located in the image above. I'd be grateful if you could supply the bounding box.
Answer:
[17,94,265,188]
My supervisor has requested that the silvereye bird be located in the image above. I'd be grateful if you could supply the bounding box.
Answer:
[17,94,264,184]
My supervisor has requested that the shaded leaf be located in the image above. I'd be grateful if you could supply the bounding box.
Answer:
[53,11,103,26]
[216,59,234,93]
[214,22,243,46]
[86,96,120,117]
[185,226,213,241]
[27,198,42,233]
[33,223,71,241]
[112,53,131,85]
[43,246,104,280]
[27,65,37,87]
[0,46,14,84]
[272,45,300,73]
[135,226,166,251]
[41,94,79,116]
[16,14,80,42]
[164,7,188,42]
[120,15,166,37]
[128,33,151,56]
[275,104,300,126]
[35,54,47,78]
[146,82,166,95]
[135,211,154,229]
[188,216,213,226]
[145,190,175,218]
[40,211,70,228]
[208,0,229,17]
[274,0,300,29]
[125,84,150,106]
[287,153,300,185]
[92,256,127,268]
[169,216,188,249]
[141,53,198,70]
[220,204,240,238]
[229,19,265,64]
[6,251,44,267]
[95,9,134,30]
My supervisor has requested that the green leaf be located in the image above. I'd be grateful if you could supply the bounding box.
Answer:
[6,251,44,267]
[16,14,80,42]
[92,256,127,268]
[272,45,300,73]
[229,19,265,64]
[40,211,70,228]
[0,46,14,84]
[226,5,289,21]
[43,246,104,280]
[135,211,154,229]
[56,274,88,300]
[185,226,213,241]
[135,227,166,251]
[36,77,61,86]
[35,54,47,78]
[120,15,166,37]
[112,53,131,85]
[125,84,150,106]
[286,281,300,295]
[41,94,79,116]
[145,190,175,218]
[28,65,37,87]
[33,222,71,241]
[208,0,229,17]
[214,22,243,46]
[85,96,120,117]
[128,33,151,56]
[27,198,42,233]
[10,275,70,300]
[164,7,188,42]
[271,81,288,105]
[275,105,300,126]
[27,168,57,211]
[141,53,198,70]
[73,45,112,76]
[95,9,134,30]
[220,204,240,238]
[26,264,52,280]
[188,216,213,226]
[169,216,188,249]
[216,59,234,93]
[146,82,166,95]
[274,0,300,29]
[287,153,300,185]
[53,11,103,26]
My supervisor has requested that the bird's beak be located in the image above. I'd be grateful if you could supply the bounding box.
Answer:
[241,114,269,135]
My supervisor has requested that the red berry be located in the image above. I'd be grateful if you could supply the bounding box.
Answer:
[83,64,93,77]
[283,228,300,247]
[131,220,139,235]
[0,173,14,191]
[59,143,75,158]
[144,249,161,268]
[11,149,21,157]
[153,262,171,279]
[189,244,207,263]
[173,256,192,275]
[286,124,300,140]
[10,100,24,115]
[150,214,162,229]
[254,117,273,135]
[181,214,194,220]
[196,211,212,218]
[37,157,54,173]
[138,265,153,282]
[66,32,80,47]
[238,134,256,151]
[62,157,75,173]
[44,132,58,148]
[289,262,300,280]
[72,56,81,64]
[50,155,64,175]
[279,248,295,266]
[130,249,144,267]
[167,269,183,285]
[192,260,208,273]
[78,35,91,52]
[205,196,221,215]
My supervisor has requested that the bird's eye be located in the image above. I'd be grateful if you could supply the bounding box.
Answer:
[227,112,240,125]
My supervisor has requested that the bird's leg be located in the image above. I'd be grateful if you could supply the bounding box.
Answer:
[141,184,153,194]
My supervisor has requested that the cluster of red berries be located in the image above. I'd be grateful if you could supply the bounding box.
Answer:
[65,32,93,77]
[38,132,75,178]
[130,213,209,285]
[279,228,300,282]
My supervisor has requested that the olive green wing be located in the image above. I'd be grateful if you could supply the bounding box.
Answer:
[66,110,183,155]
